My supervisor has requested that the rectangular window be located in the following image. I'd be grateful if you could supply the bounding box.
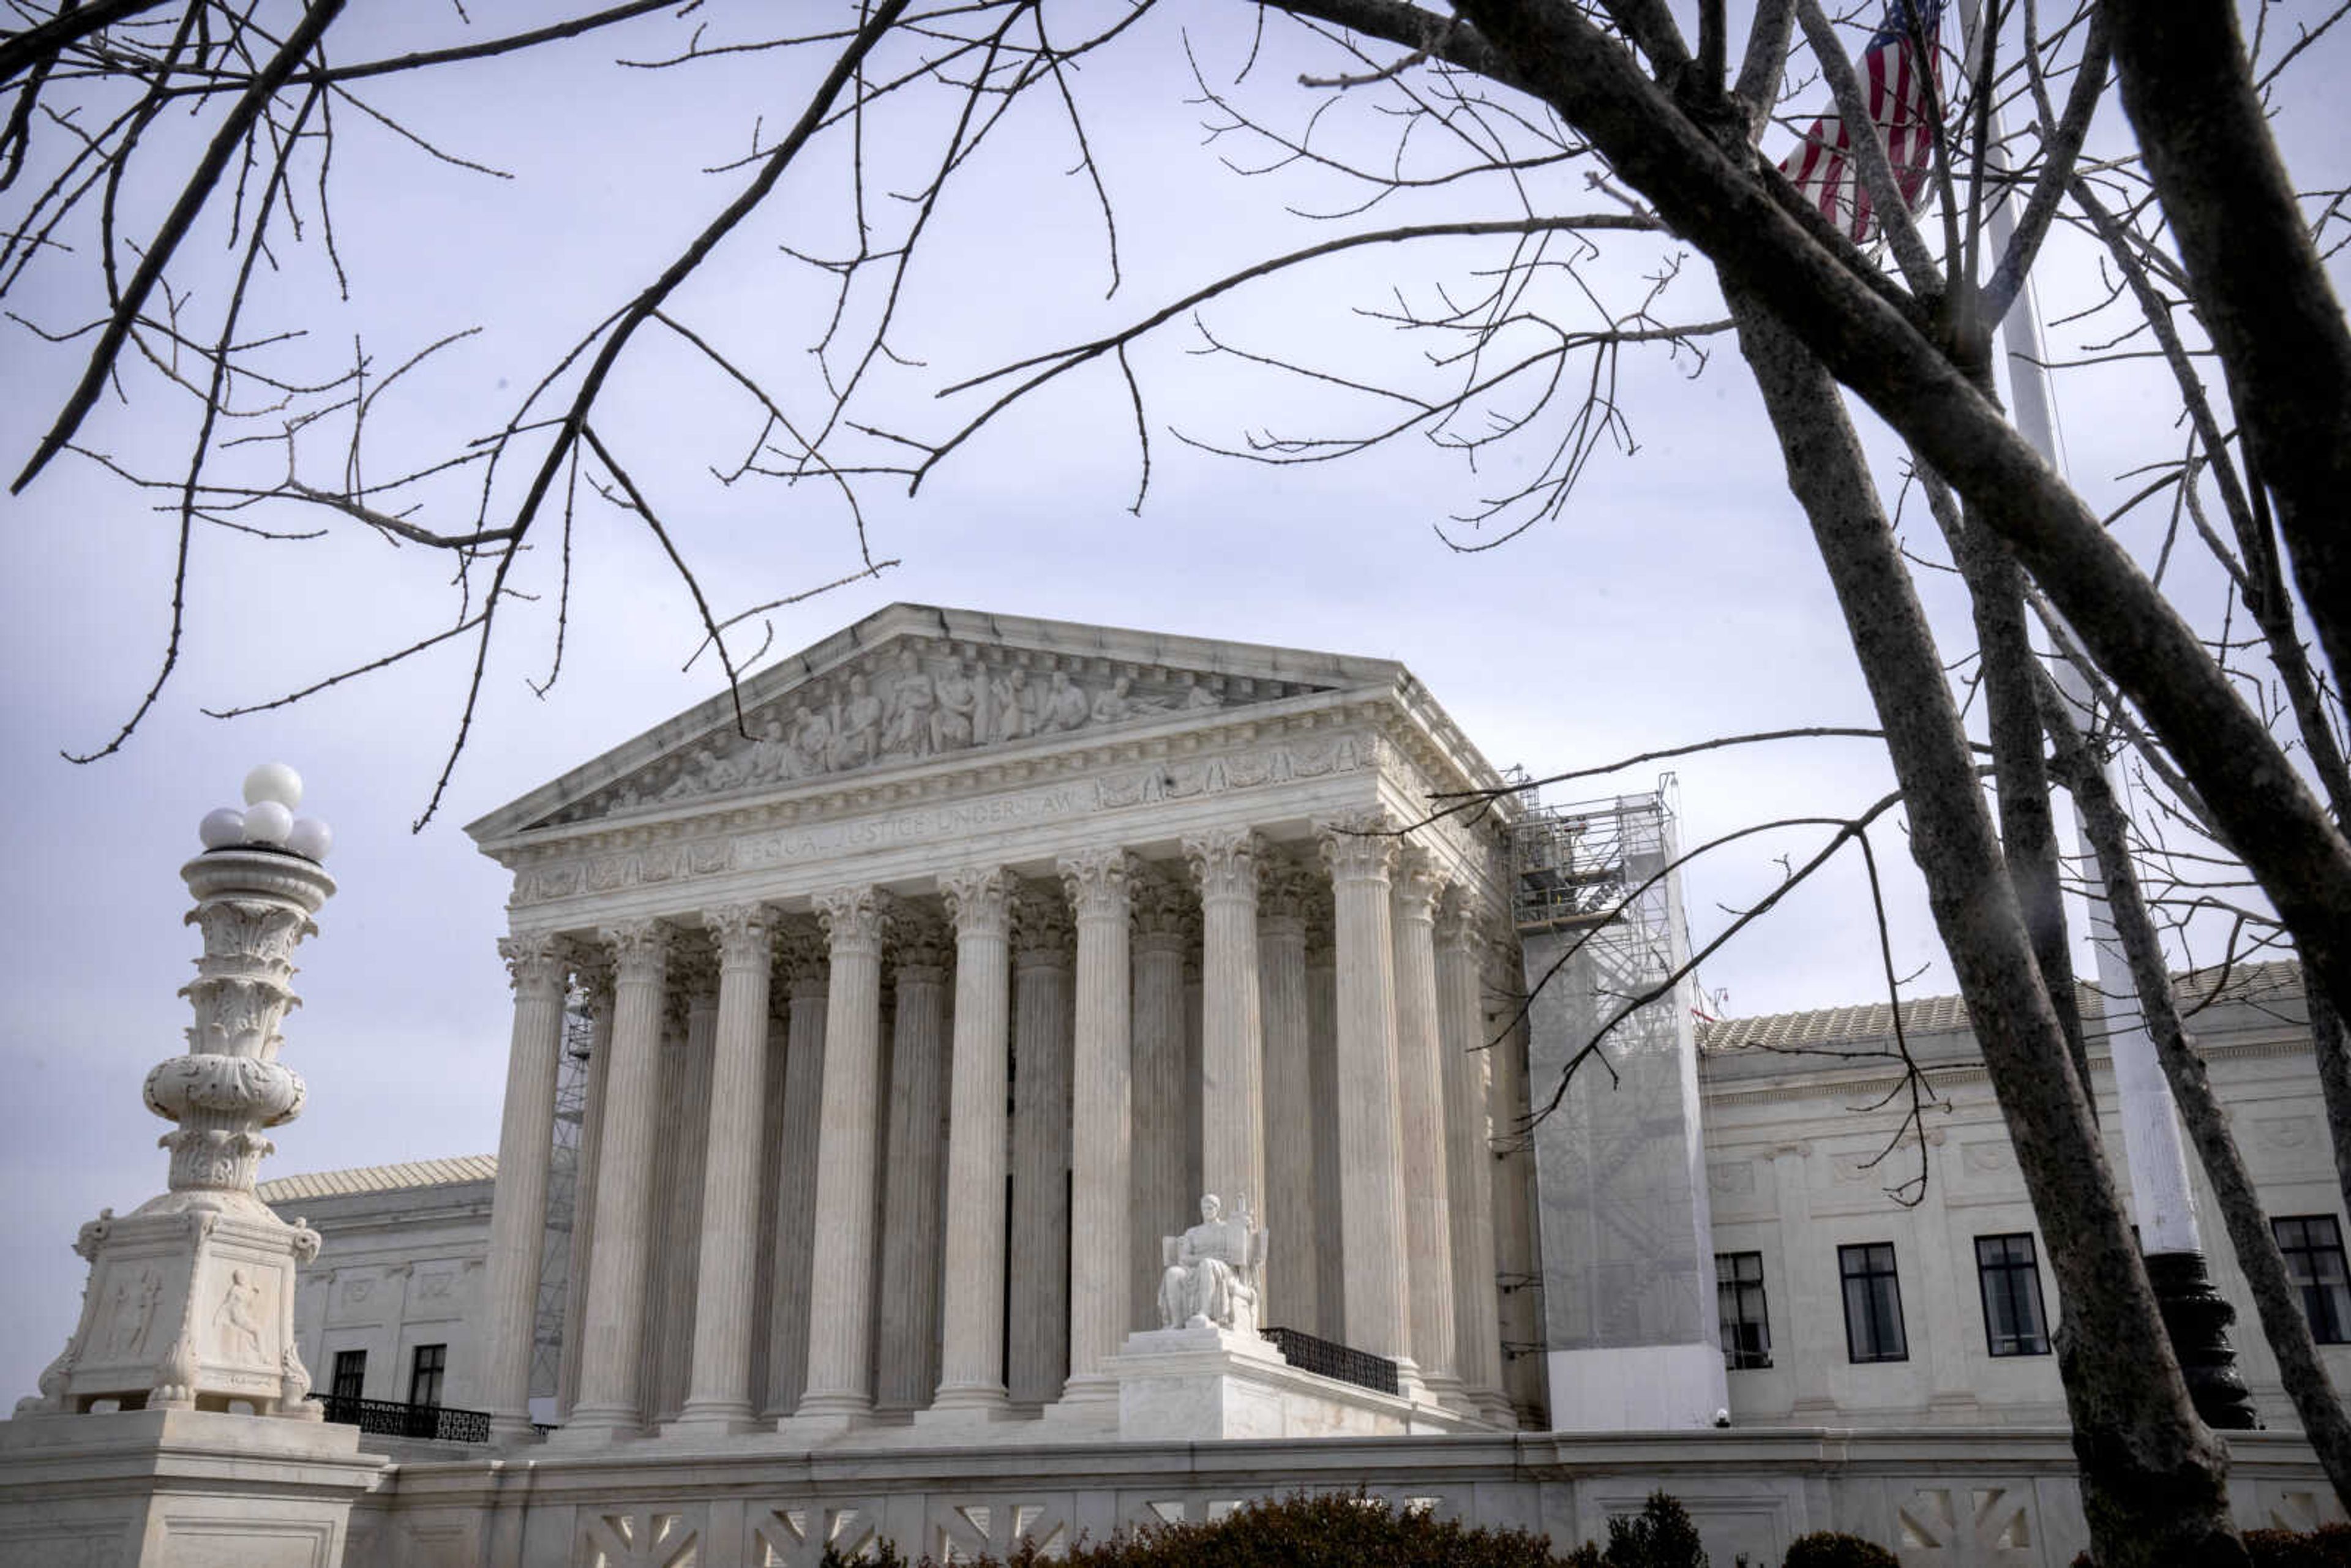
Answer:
[330,1349,366,1404]
[1839,1242,1908,1363]
[2274,1215,2351,1345]
[1715,1251,1772,1370]
[1975,1233,2051,1356]
[408,1343,447,1409]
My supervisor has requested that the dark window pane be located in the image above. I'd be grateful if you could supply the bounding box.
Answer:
[1715,1251,1771,1370]
[1839,1244,1907,1363]
[2274,1215,2351,1345]
[409,1343,448,1408]
[1975,1232,2050,1356]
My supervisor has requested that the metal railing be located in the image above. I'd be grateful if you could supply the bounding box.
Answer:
[1259,1326,1400,1397]
[312,1394,492,1443]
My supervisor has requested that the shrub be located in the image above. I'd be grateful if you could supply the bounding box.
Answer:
[822,1488,1593,1566]
[1598,1492,1709,1568]
[1782,1531,1898,1568]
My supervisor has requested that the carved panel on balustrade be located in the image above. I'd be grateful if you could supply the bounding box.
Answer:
[511,730,1380,909]
[750,1499,897,1567]
[574,1507,706,1568]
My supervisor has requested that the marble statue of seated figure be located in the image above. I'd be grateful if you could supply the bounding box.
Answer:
[1158,1193,1267,1334]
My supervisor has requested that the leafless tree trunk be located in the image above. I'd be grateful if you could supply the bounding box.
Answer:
[1730,282,2241,1567]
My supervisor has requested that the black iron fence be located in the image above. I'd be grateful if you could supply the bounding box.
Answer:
[1259,1326,1400,1397]
[312,1394,492,1443]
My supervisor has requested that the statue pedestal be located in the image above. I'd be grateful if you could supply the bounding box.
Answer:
[0,1407,382,1567]
[1106,1326,1482,1442]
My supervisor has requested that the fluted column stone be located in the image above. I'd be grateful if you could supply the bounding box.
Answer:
[931,869,1017,1418]
[557,962,614,1422]
[561,920,670,1444]
[1439,890,1510,1424]
[877,905,951,1413]
[674,904,776,1433]
[1257,856,1316,1332]
[648,962,717,1424]
[763,926,830,1418]
[482,934,571,1441]
[793,887,892,1425]
[1320,817,1417,1387]
[1010,882,1074,1406]
[1305,900,1345,1345]
[1128,872,1190,1329]
[1185,828,1266,1229]
[1392,849,1461,1403]
[1056,848,1136,1401]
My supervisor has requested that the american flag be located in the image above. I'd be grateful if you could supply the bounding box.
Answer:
[1780,0,1946,245]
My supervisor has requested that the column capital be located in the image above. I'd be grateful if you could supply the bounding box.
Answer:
[600,919,670,985]
[672,941,722,1007]
[892,902,953,980]
[1256,853,1316,928]
[1182,827,1263,905]
[1057,846,1139,921]
[1435,884,1490,953]
[1390,846,1445,923]
[779,921,831,1000]
[940,867,1015,941]
[814,885,893,957]
[1130,869,1190,953]
[1012,880,1074,969]
[1318,813,1400,884]
[707,903,778,970]
[498,932,571,999]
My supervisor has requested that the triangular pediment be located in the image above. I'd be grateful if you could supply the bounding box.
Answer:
[468,604,1398,842]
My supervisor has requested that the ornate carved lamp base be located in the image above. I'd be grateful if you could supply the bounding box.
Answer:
[2146,1250,2259,1431]
[20,1199,320,1420]
[17,831,336,1423]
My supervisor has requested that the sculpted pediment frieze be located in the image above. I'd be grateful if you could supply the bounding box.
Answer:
[534,639,1333,830]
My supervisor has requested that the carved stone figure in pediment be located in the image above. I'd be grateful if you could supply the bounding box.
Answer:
[789,704,831,777]
[1044,670,1089,733]
[1158,1193,1268,1335]
[832,674,883,771]
[988,667,1032,745]
[934,660,979,752]
[880,648,936,761]
[749,718,792,783]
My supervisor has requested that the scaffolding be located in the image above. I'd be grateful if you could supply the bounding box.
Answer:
[1510,777,1679,948]
[528,994,593,1404]
[1509,778,1722,1417]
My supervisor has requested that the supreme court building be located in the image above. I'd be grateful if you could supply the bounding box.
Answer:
[462,602,1539,1448]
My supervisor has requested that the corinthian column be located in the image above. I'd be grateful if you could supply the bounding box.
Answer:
[1319,817,1417,1389]
[1392,848,1460,1404]
[481,934,571,1442]
[1009,882,1074,1406]
[557,961,613,1422]
[1256,856,1316,1332]
[1438,889,1510,1425]
[673,904,776,1434]
[762,926,828,1419]
[1128,872,1190,1328]
[930,868,1016,1419]
[877,905,951,1414]
[1305,899,1346,1344]
[647,961,716,1425]
[793,888,892,1426]
[1054,847,1135,1408]
[560,920,670,1444]
[1185,828,1266,1231]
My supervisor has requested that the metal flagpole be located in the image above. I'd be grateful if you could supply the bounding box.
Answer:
[1955,0,2253,1426]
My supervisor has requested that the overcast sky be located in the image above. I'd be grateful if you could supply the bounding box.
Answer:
[3,1,2344,1404]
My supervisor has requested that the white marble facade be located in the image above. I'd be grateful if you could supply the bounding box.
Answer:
[463,604,1524,1443]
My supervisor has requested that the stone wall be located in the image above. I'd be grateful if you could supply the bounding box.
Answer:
[345,1428,2344,1568]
